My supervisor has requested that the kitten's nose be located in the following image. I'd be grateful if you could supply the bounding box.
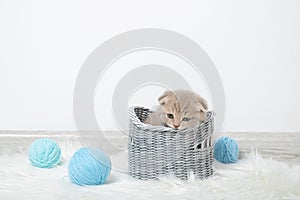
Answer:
[174,124,180,129]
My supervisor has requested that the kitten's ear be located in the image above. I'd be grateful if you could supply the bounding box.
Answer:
[196,96,208,112]
[158,91,175,105]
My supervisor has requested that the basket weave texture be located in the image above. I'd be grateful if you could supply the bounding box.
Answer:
[128,106,214,180]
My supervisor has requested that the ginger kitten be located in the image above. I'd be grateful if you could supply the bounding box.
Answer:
[144,90,208,130]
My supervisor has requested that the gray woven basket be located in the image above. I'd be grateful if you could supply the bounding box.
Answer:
[128,106,214,180]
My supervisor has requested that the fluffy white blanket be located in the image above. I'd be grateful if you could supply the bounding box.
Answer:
[0,149,299,200]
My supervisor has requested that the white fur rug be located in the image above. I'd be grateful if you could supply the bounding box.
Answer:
[0,149,300,200]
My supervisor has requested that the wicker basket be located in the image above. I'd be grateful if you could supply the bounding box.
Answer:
[128,106,214,180]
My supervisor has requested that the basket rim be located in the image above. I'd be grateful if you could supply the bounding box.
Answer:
[129,106,215,133]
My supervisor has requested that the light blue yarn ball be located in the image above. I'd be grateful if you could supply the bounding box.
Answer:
[29,138,61,168]
[68,147,111,186]
[214,137,239,164]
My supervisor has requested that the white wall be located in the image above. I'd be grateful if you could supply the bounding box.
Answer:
[0,0,299,132]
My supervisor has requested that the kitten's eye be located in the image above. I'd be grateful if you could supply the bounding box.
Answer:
[166,113,174,119]
[182,117,191,122]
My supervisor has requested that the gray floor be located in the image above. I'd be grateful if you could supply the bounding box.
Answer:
[226,132,300,165]
[0,131,299,165]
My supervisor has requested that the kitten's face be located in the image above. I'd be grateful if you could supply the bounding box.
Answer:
[158,90,208,130]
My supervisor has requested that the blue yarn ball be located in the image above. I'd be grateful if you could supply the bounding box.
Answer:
[214,137,239,164]
[68,147,111,186]
[29,138,62,168]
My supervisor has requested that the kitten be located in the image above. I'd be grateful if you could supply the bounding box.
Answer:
[144,90,208,130]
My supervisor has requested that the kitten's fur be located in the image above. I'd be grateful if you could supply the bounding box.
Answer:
[144,90,208,130]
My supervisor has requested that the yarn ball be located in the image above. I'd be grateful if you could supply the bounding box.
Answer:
[28,138,62,168]
[68,147,111,186]
[214,136,239,164]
